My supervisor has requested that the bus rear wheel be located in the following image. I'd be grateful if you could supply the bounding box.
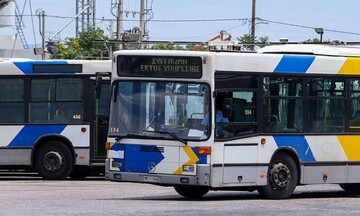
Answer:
[35,141,74,180]
[174,185,209,198]
[258,153,298,199]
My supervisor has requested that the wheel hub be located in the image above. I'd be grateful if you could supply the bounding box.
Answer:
[270,162,291,188]
[43,151,63,172]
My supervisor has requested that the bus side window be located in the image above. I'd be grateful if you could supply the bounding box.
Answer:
[350,110,360,131]
[233,98,251,122]
[0,79,25,123]
[215,91,256,139]
[53,104,68,123]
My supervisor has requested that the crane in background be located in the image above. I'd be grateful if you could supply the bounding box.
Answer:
[0,0,28,49]
[14,0,28,49]
[75,0,96,37]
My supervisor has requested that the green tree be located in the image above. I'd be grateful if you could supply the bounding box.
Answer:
[237,34,269,51]
[257,36,269,48]
[50,28,109,59]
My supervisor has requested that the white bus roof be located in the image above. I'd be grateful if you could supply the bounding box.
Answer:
[0,59,111,75]
[258,44,360,57]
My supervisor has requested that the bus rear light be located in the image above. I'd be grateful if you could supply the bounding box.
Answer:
[198,147,211,155]
[81,127,87,133]
[79,155,86,160]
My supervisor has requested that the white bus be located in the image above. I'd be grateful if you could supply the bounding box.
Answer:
[105,44,360,199]
[0,59,111,179]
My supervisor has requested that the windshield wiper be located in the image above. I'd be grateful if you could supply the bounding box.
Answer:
[143,130,188,145]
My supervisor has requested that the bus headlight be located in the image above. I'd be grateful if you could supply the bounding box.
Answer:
[112,161,122,168]
[183,165,194,172]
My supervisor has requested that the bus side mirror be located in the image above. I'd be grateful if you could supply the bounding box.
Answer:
[95,75,102,99]
[222,98,233,119]
[112,84,118,103]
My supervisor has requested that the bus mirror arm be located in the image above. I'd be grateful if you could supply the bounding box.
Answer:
[95,74,102,99]
[113,84,118,102]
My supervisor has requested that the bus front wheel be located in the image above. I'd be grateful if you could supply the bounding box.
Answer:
[258,153,298,199]
[174,185,209,198]
[35,141,74,180]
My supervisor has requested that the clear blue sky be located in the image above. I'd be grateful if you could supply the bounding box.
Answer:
[2,0,360,46]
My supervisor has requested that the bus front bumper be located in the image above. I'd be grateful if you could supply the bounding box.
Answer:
[105,159,210,186]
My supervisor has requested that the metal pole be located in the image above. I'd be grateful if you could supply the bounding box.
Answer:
[92,0,96,28]
[76,1,79,37]
[320,33,323,43]
[86,0,90,31]
[41,10,45,60]
[49,5,90,41]
[251,0,256,39]
[116,0,123,41]
[109,20,114,58]
[140,0,145,49]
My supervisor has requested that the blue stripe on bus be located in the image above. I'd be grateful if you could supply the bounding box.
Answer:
[273,135,315,162]
[8,125,67,147]
[13,61,68,75]
[112,144,165,173]
[274,55,315,73]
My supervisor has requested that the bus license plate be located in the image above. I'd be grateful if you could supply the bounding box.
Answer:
[143,175,159,183]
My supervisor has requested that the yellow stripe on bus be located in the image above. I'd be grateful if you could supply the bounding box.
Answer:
[337,135,360,161]
[338,58,360,75]
[173,146,199,175]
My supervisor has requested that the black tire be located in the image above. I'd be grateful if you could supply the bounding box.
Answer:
[35,141,74,180]
[258,152,298,199]
[339,183,360,193]
[174,185,209,198]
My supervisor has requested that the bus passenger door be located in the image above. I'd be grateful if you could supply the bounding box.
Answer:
[218,90,259,185]
[91,80,110,162]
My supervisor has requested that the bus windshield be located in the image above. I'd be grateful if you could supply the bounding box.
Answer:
[109,81,210,141]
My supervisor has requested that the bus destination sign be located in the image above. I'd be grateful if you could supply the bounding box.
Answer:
[117,55,203,78]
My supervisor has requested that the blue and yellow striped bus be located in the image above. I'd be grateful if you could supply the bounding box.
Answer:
[0,59,111,179]
[105,44,360,199]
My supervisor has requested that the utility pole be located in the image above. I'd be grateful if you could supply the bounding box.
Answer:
[116,0,123,40]
[113,0,145,49]
[35,9,46,59]
[108,20,114,58]
[251,0,256,39]
[37,9,45,60]
[140,0,145,48]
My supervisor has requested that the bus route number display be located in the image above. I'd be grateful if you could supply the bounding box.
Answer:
[117,55,203,78]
